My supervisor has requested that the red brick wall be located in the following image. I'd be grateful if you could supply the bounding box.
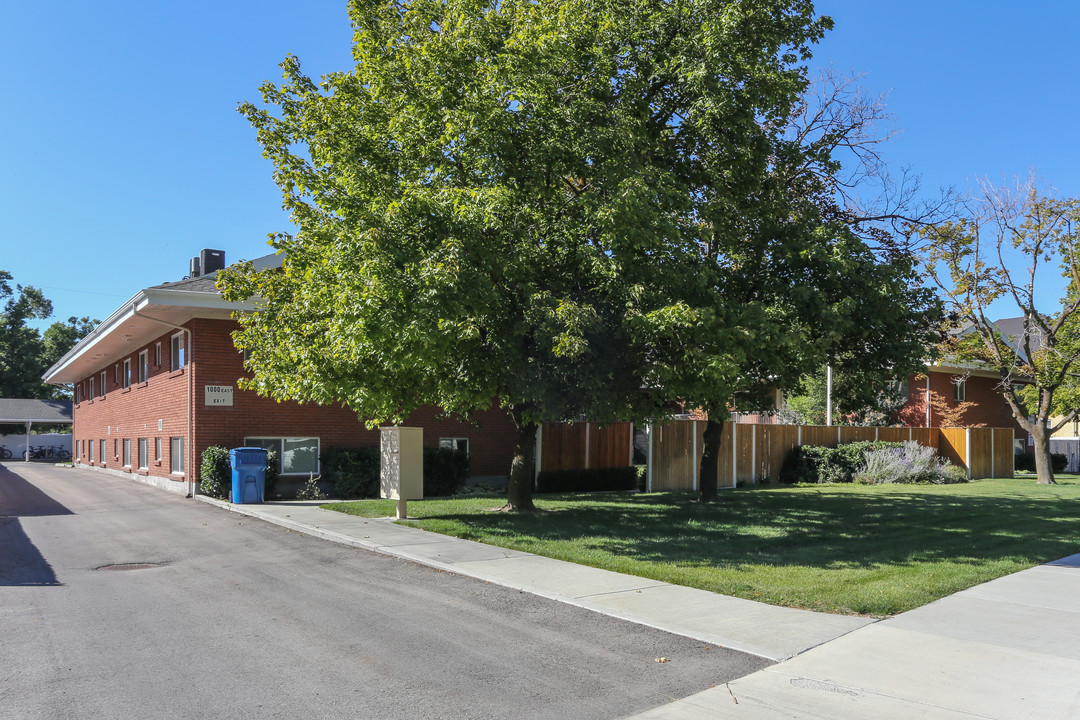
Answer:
[896,370,1026,439]
[72,318,518,484]
[71,329,191,487]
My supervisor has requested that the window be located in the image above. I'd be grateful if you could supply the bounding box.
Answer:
[114,364,119,384]
[138,438,148,469]
[155,342,161,367]
[114,438,119,459]
[75,384,82,404]
[155,437,162,462]
[122,358,132,389]
[100,371,107,398]
[170,437,185,473]
[439,438,470,455]
[138,350,149,383]
[122,439,131,467]
[89,440,94,463]
[953,379,966,403]
[89,376,95,399]
[171,332,186,371]
[100,439,107,465]
[245,437,320,475]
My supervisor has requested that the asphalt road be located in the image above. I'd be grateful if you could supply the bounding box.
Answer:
[1,462,769,720]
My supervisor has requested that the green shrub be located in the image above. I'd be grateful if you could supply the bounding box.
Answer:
[322,445,470,499]
[1014,452,1068,473]
[264,449,279,499]
[423,447,470,497]
[296,473,327,500]
[853,442,969,484]
[199,445,231,499]
[536,466,640,493]
[780,441,907,484]
[323,446,380,499]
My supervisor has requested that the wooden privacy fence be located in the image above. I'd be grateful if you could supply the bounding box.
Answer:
[535,421,634,476]
[647,421,1014,491]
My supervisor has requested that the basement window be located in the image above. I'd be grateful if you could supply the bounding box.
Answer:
[244,437,320,475]
[439,438,470,456]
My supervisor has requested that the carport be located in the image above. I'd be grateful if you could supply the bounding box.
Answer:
[0,399,73,460]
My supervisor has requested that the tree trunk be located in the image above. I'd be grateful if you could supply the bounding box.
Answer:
[1032,425,1057,485]
[505,408,538,511]
[698,418,725,502]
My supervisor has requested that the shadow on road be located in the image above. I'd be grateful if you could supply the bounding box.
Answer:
[0,517,59,585]
[0,463,69,586]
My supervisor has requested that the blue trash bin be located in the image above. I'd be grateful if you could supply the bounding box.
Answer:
[230,447,267,504]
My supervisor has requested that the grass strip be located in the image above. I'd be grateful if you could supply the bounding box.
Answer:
[326,476,1080,616]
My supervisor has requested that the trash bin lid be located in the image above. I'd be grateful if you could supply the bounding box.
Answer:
[230,447,268,465]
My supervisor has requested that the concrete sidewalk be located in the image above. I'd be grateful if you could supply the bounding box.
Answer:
[201,497,1080,719]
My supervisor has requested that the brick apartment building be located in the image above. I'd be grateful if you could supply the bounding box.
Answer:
[43,250,517,496]
[897,362,1029,452]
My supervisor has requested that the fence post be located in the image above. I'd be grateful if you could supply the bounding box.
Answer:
[751,424,757,484]
[990,428,995,478]
[646,422,653,492]
[584,423,591,470]
[731,422,738,487]
[534,424,543,481]
[965,428,972,479]
[692,420,699,491]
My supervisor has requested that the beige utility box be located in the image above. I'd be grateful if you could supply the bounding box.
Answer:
[380,427,424,508]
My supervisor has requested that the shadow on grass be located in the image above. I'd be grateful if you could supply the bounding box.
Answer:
[413,485,1080,571]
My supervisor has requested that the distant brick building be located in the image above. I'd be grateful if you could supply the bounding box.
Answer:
[896,363,1028,452]
[43,251,517,495]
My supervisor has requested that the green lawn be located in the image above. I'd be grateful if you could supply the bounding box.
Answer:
[326,476,1080,617]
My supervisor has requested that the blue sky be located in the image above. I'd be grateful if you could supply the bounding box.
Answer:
[3,1,1077,329]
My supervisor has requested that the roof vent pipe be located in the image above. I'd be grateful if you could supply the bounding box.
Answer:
[189,256,201,278]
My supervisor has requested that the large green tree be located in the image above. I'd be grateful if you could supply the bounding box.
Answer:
[922,180,1080,485]
[221,0,835,509]
[0,272,96,401]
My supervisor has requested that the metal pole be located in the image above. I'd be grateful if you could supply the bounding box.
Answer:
[826,365,833,427]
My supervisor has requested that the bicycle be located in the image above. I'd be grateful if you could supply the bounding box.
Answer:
[54,446,71,461]
[0,445,11,459]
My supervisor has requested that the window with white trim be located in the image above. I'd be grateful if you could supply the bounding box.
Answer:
[244,437,320,475]
[75,384,82,404]
[954,379,966,403]
[138,350,149,383]
[100,371,107,398]
[439,438,470,455]
[138,438,148,469]
[100,439,106,465]
[170,437,185,473]
[171,332,186,371]
[89,440,94,463]
[154,342,161,367]
[155,437,162,462]
[89,376,95,399]
[122,358,132,389]
[122,438,131,467]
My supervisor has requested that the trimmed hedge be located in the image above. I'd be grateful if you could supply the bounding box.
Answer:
[1014,452,1068,474]
[536,466,641,494]
[199,445,231,499]
[780,441,908,484]
[323,447,381,499]
[321,445,470,499]
[423,446,470,497]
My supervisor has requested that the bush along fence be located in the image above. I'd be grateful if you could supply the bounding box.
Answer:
[645,421,1015,491]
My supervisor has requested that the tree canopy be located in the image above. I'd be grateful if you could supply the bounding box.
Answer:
[922,179,1080,484]
[0,271,97,401]
[222,0,938,507]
